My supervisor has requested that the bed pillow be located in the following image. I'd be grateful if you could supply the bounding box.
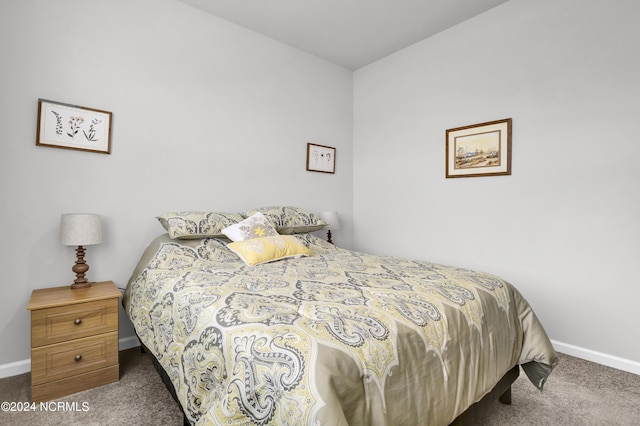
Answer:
[243,206,326,234]
[227,235,310,266]
[221,212,279,242]
[157,211,244,239]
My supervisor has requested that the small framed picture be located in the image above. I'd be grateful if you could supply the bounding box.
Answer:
[306,143,336,174]
[446,118,512,178]
[36,99,112,154]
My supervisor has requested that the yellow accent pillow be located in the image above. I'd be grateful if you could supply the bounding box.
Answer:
[227,235,310,266]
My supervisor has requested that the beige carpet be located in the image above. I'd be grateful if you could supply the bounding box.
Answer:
[0,348,183,426]
[0,349,638,425]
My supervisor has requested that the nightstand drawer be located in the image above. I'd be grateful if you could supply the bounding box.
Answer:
[31,298,118,347]
[31,331,118,386]
[31,365,119,403]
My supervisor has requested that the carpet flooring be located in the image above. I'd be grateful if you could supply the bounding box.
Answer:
[1,349,638,425]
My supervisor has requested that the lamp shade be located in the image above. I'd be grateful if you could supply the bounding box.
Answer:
[320,211,341,231]
[60,213,102,246]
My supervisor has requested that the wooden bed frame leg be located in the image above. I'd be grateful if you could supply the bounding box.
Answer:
[498,386,512,405]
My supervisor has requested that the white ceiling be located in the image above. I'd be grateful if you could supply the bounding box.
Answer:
[180,0,509,70]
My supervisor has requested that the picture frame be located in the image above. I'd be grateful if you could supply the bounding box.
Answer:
[36,99,112,154]
[446,118,512,178]
[306,143,336,174]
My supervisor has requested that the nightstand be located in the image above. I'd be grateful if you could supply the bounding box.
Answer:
[27,281,121,402]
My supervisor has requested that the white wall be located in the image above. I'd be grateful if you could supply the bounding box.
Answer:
[2,0,638,376]
[0,0,353,367]
[354,0,640,368]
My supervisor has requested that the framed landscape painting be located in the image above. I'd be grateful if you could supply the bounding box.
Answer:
[446,118,511,178]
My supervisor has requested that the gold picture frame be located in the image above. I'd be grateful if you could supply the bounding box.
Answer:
[36,99,112,154]
[446,118,512,178]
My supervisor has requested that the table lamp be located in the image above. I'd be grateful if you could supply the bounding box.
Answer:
[320,211,340,244]
[60,213,102,289]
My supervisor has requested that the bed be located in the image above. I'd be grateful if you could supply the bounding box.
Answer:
[122,207,557,425]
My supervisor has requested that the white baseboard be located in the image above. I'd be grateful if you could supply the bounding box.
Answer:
[0,358,31,379]
[552,339,640,376]
[0,336,141,379]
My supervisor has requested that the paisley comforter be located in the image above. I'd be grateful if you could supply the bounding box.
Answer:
[123,233,557,426]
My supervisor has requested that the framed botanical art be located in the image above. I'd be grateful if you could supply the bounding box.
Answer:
[446,118,512,178]
[306,143,336,174]
[36,99,112,154]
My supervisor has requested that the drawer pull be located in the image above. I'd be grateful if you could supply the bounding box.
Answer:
[74,319,82,325]
[75,354,82,362]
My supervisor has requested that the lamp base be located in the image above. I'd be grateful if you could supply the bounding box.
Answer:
[71,281,92,289]
[70,245,92,289]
